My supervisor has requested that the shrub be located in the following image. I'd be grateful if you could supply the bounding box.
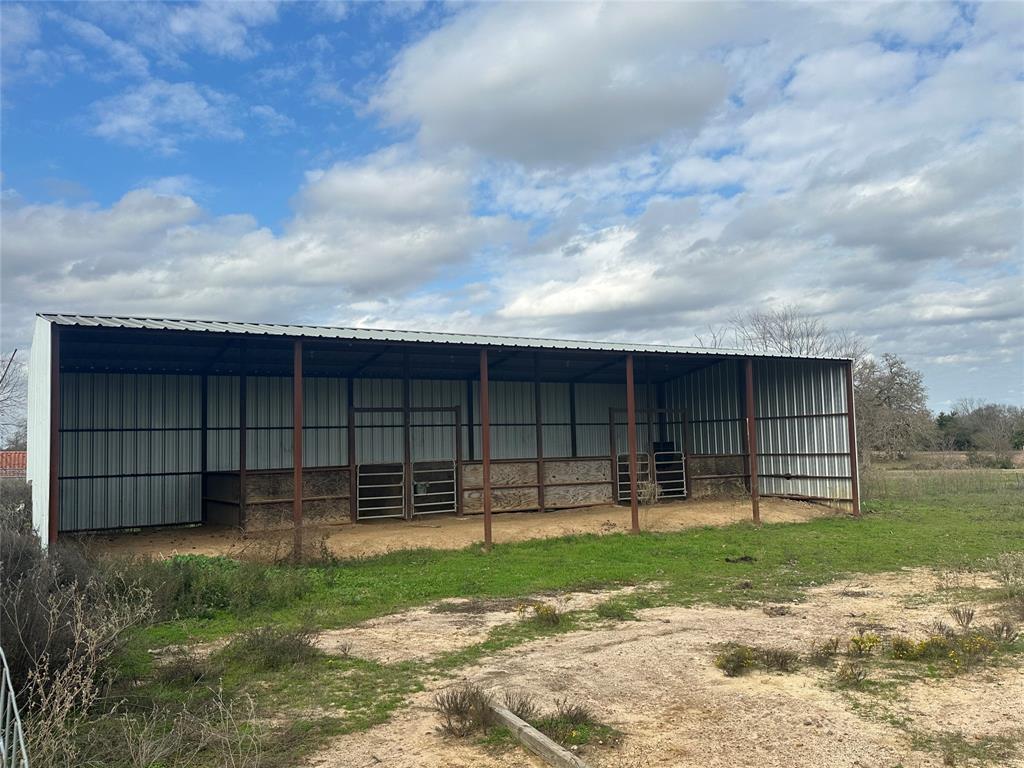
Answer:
[531,603,562,627]
[847,630,881,657]
[106,554,312,622]
[715,645,756,677]
[759,646,800,672]
[834,661,868,688]
[890,635,916,660]
[807,637,840,666]
[1,518,152,768]
[434,682,494,737]
[554,697,596,726]
[990,552,1024,595]
[154,646,223,686]
[987,619,1019,643]
[502,689,539,722]
[948,604,975,631]
[218,625,319,671]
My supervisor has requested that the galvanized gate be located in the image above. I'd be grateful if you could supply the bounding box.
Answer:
[610,407,688,504]
[355,406,461,520]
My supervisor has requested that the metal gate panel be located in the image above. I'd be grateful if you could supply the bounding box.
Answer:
[356,463,405,519]
[412,461,457,516]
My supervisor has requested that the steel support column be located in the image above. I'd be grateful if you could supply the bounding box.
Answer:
[48,323,61,545]
[292,340,303,556]
[534,352,545,513]
[200,372,208,523]
[845,360,861,516]
[239,342,247,528]
[625,354,640,533]
[480,348,493,549]
[347,377,356,522]
[743,358,760,524]
[402,351,413,521]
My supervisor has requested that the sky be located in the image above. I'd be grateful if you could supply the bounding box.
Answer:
[0,1,1021,411]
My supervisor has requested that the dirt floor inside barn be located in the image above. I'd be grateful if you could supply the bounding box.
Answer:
[305,568,1023,768]
[84,497,835,560]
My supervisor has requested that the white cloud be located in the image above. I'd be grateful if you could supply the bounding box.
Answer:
[250,104,295,135]
[373,3,745,167]
[90,79,242,153]
[0,147,520,347]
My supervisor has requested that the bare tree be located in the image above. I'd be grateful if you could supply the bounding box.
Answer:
[0,350,27,445]
[856,354,932,460]
[729,306,868,366]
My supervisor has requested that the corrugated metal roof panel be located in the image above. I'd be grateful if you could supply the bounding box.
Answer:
[37,314,848,361]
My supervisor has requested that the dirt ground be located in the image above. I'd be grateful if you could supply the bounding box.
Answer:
[84,497,833,560]
[306,568,1024,768]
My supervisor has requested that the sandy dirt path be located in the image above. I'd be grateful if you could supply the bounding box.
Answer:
[84,497,834,560]
[307,568,1023,768]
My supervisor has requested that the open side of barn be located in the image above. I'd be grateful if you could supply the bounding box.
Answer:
[26,314,860,548]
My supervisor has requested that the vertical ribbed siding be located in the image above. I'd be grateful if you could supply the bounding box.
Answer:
[409,379,465,461]
[207,376,239,471]
[353,378,403,463]
[754,359,851,500]
[303,377,348,467]
[670,361,744,454]
[59,372,201,530]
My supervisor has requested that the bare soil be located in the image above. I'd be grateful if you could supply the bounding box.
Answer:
[307,568,1023,768]
[83,497,833,560]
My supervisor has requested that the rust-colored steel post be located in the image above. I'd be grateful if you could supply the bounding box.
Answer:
[625,354,640,533]
[844,360,861,516]
[534,352,545,513]
[347,377,357,522]
[402,351,413,520]
[744,358,761,524]
[48,323,61,546]
[480,349,493,549]
[239,342,248,529]
[200,372,208,523]
[293,340,304,558]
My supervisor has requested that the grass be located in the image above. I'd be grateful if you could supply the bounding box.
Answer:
[106,470,1022,766]
[133,473,1023,652]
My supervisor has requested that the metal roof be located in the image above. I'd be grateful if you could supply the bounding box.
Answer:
[38,313,846,360]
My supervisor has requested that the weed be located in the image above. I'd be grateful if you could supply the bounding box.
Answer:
[987,619,1018,643]
[847,630,881,657]
[889,635,916,660]
[758,646,800,672]
[529,603,562,627]
[762,604,791,617]
[501,688,539,722]
[715,645,756,677]
[554,697,596,726]
[948,604,975,631]
[807,637,840,666]
[834,661,869,688]
[154,645,222,686]
[931,620,957,639]
[218,625,319,671]
[434,682,494,737]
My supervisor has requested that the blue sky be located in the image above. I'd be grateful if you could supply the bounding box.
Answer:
[1,1,1022,410]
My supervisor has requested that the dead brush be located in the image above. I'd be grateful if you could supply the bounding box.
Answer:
[154,645,222,686]
[987,619,1019,643]
[758,646,800,672]
[554,697,596,726]
[807,637,840,666]
[948,604,976,631]
[762,604,791,617]
[501,688,539,722]
[434,682,494,737]
[219,625,319,671]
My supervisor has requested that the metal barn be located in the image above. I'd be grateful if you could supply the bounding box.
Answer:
[26,314,860,547]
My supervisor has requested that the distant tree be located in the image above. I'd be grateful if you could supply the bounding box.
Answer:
[856,354,932,460]
[937,400,1024,453]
